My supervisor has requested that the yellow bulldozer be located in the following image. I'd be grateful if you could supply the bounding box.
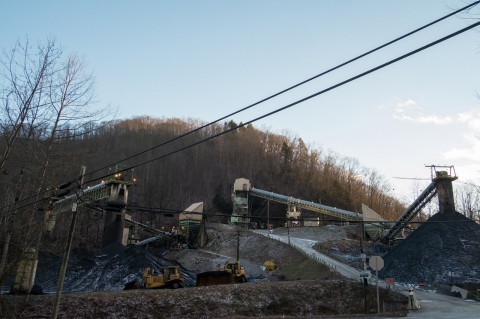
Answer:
[142,265,184,289]
[196,261,247,287]
[216,261,247,282]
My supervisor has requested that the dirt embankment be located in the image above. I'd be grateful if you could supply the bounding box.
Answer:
[0,280,407,318]
[0,223,414,318]
[165,222,334,281]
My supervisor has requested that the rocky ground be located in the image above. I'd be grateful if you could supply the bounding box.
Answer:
[1,215,478,318]
[1,223,340,295]
[165,222,336,282]
[0,280,407,318]
[0,222,409,318]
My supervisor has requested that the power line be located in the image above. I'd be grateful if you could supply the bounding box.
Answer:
[2,3,480,213]
[125,205,480,224]
[454,180,480,188]
[3,2,479,213]
[83,19,480,185]
[81,0,480,180]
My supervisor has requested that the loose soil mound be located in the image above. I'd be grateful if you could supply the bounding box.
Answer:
[380,211,480,284]
[165,222,333,281]
[0,280,407,318]
[2,245,196,294]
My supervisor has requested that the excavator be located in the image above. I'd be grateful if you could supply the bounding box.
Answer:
[196,261,247,287]
[142,265,184,289]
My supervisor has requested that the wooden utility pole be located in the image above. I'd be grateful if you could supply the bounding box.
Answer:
[355,207,368,314]
[267,200,270,229]
[287,218,291,245]
[51,166,85,319]
[236,228,240,261]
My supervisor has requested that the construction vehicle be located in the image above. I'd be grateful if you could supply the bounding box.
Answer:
[196,261,247,287]
[142,265,184,289]
[217,261,247,282]
[263,260,276,271]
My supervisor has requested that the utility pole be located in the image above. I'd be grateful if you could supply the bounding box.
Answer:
[355,207,368,314]
[287,218,291,245]
[236,228,240,261]
[51,166,85,319]
[267,200,270,229]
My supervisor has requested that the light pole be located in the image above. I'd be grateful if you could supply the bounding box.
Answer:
[236,228,240,261]
[287,218,291,245]
[267,200,270,229]
[51,166,86,319]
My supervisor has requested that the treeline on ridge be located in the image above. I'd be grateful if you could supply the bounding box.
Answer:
[70,116,407,224]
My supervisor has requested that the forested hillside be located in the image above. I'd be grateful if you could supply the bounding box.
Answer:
[0,39,404,289]
[64,116,406,220]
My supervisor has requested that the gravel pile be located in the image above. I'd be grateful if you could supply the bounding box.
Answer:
[2,244,197,294]
[379,211,480,284]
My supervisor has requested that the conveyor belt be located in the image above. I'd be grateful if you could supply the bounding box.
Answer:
[249,188,361,221]
[380,181,437,244]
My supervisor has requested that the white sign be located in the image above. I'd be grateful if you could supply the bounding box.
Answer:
[369,256,384,271]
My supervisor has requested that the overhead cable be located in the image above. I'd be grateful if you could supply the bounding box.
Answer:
[81,0,480,180]
[83,19,480,185]
[124,206,480,224]
[2,2,479,212]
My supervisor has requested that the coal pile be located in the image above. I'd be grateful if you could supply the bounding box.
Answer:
[379,211,480,284]
[3,244,196,294]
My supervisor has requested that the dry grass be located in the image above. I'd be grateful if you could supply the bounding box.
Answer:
[0,280,408,318]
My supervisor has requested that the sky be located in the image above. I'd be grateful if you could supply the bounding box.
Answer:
[2,1,480,204]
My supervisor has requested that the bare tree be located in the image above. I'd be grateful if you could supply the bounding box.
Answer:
[455,182,480,220]
[0,38,114,294]
[0,38,61,172]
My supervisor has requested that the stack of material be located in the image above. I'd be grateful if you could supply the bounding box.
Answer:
[380,211,480,284]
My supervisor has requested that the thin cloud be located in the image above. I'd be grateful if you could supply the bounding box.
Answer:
[394,99,418,113]
[393,113,453,124]
[390,100,480,126]
[397,99,417,108]
[443,133,480,161]
[390,101,480,183]
[457,108,480,131]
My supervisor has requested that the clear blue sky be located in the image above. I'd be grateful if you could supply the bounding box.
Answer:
[2,1,480,204]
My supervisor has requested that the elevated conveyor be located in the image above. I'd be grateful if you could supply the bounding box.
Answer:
[125,218,173,238]
[51,182,110,215]
[249,188,361,221]
[380,181,437,244]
